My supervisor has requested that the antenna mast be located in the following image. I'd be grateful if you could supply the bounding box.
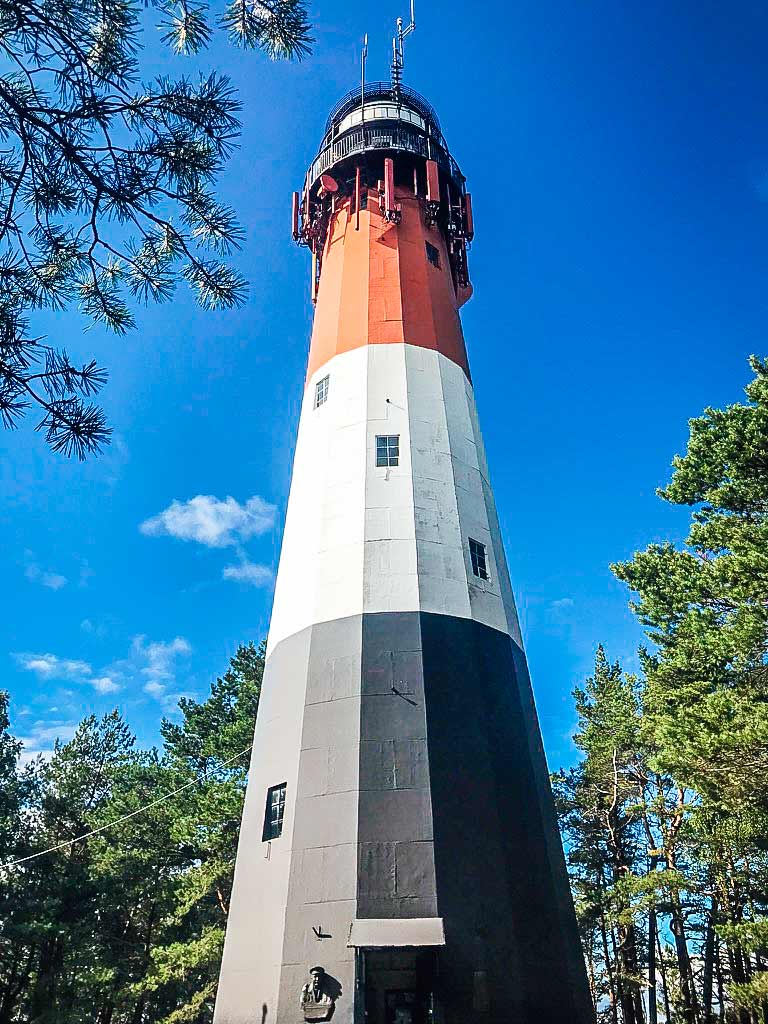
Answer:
[390,0,415,99]
[361,33,368,120]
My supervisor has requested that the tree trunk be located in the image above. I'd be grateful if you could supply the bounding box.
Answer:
[28,936,64,1023]
[586,935,597,1009]
[714,939,725,1022]
[628,925,646,1024]
[670,896,698,1024]
[130,995,147,1024]
[601,914,619,1022]
[97,1000,115,1024]
[701,898,717,1024]
[723,855,754,1024]
[616,922,644,1024]
[610,922,630,1023]
[648,906,657,1024]
[0,948,22,1024]
[656,927,672,1024]
[664,841,698,1024]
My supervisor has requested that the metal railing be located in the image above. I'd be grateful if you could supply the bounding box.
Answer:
[323,81,442,135]
[307,123,464,191]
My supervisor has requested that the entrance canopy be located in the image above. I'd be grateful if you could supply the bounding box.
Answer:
[347,918,445,948]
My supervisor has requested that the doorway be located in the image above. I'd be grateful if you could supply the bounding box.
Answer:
[362,949,437,1024]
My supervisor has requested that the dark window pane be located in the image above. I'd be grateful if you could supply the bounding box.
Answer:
[376,434,400,467]
[263,783,287,841]
[314,375,329,409]
[425,241,440,268]
[468,538,489,580]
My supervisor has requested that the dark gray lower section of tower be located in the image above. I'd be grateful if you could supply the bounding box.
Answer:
[357,612,591,1022]
[216,612,593,1024]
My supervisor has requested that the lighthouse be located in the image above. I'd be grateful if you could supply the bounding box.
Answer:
[214,22,593,1024]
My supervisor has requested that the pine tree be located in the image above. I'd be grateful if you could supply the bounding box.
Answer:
[610,355,768,1022]
[612,356,768,813]
[554,647,648,1023]
[0,691,33,1024]
[0,643,263,1022]
[134,642,263,1022]
[0,0,312,457]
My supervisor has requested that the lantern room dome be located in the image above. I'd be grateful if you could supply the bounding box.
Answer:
[323,82,442,138]
[305,82,465,198]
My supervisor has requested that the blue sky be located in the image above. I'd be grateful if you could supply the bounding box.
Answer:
[1,0,765,768]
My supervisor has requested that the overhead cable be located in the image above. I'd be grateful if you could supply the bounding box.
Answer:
[1,744,252,872]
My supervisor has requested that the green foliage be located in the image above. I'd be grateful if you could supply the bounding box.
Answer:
[612,357,768,811]
[0,642,263,1023]
[558,357,768,1023]
[0,0,312,457]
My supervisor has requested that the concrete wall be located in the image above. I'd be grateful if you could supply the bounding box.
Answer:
[215,612,593,1024]
[276,616,363,1023]
[268,344,522,655]
[419,613,594,1023]
[215,626,314,1024]
[216,320,585,1021]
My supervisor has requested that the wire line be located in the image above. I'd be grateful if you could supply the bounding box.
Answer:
[2,744,253,871]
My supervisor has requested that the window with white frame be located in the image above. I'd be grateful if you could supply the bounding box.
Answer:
[468,537,489,581]
[314,375,329,409]
[262,783,287,841]
[376,434,400,467]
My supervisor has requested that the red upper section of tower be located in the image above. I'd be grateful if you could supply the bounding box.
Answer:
[295,84,474,384]
[306,185,471,383]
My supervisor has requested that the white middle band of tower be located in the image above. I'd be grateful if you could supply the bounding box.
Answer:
[268,343,522,655]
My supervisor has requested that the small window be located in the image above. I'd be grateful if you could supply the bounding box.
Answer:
[469,538,489,581]
[425,241,440,268]
[314,375,329,409]
[263,783,287,841]
[376,434,400,467]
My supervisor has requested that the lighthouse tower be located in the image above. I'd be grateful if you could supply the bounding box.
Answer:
[214,31,593,1024]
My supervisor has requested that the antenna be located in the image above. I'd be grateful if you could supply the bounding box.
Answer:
[390,0,415,97]
[361,33,368,123]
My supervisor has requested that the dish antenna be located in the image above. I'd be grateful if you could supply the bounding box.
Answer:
[318,173,339,197]
[391,0,416,97]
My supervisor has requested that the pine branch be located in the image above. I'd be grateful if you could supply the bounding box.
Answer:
[0,0,313,457]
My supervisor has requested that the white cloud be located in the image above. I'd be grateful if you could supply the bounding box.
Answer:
[140,494,276,548]
[25,563,68,590]
[13,634,191,708]
[17,720,77,764]
[78,563,94,588]
[222,560,273,587]
[92,676,120,694]
[80,618,108,637]
[132,635,192,700]
[15,653,92,680]
[14,653,123,695]
[550,597,575,611]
